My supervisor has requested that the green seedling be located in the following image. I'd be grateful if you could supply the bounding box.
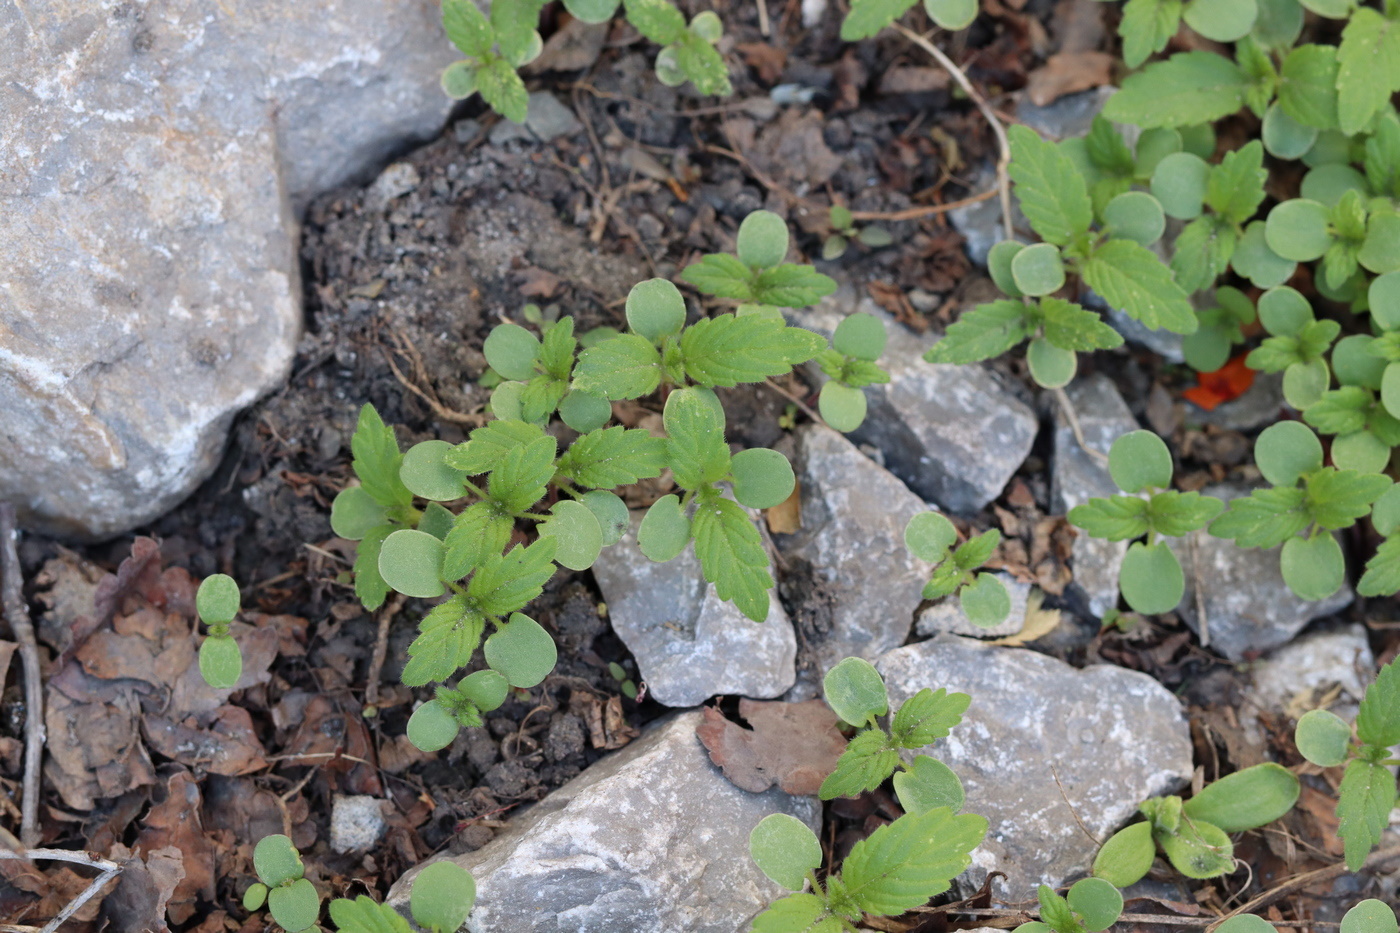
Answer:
[197,573,243,690]
[840,0,982,38]
[1208,421,1391,601]
[439,0,729,123]
[822,205,894,260]
[747,657,987,932]
[1068,431,1225,615]
[1294,655,1400,869]
[904,512,1011,628]
[245,835,321,933]
[1014,878,1125,933]
[814,312,892,431]
[608,660,639,700]
[1094,763,1299,884]
[1246,286,1340,410]
[325,860,476,933]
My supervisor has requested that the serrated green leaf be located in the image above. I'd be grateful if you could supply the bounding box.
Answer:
[840,0,919,39]
[1337,8,1400,136]
[354,524,395,611]
[1148,490,1226,536]
[923,301,1032,364]
[1120,0,1183,68]
[476,57,529,123]
[675,32,731,96]
[680,253,755,300]
[442,0,494,58]
[446,419,546,475]
[1081,238,1197,334]
[819,728,901,799]
[953,528,1000,571]
[1206,140,1267,223]
[1278,44,1340,129]
[1104,52,1251,128]
[352,404,412,509]
[692,495,772,622]
[1337,758,1397,870]
[841,807,988,915]
[1360,536,1400,597]
[467,539,558,618]
[890,688,971,748]
[1039,297,1125,352]
[679,314,824,387]
[1007,125,1093,246]
[1069,496,1151,541]
[556,426,666,489]
[623,0,688,44]
[751,264,840,307]
[572,334,663,400]
[332,895,414,933]
[403,596,484,686]
[442,502,514,581]
[1208,487,1310,547]
[751,893,846,933]
[1305,387,1372,436]
[487,435,557,514]
[1357,657,1400,747]
[663,389,732,490]
[1305,468,1391,529]
[1171,216,1238,295]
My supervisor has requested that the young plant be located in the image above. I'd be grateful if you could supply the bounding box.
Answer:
[243,835,321,933]
[1093,763,1299,885]
[196,573,243,690]
[439,0,730,123]
[821,205,893,260]
[1068,431,1225,615]
[1208,421,1391,601]
[328,861,476,933]
[746,657,987,933]
[925,124,1201,390]
[1014,879,1124,933]
[903,512,1011,628]
[819,658,971,812]
[1245,286,1341,411]
[814,312,891,431]
[1294,655,1400,869]
[840,0,982,38]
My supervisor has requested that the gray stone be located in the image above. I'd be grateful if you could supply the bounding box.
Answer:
[366,161,422,207]
[1051,375,1139,618]
[1243,626,1374,748]
[791,293,1038,513]
[948,165,1028,267]
[916,573,1032,639]
[1187,372,1285,432]
[1169,485,1353,661]
[876,634,1193,901]
[388,712,820,933]
[2,0,460,538]
[330,795,387,854]
[1016,86,1116,141]
[1104,307,1186,363]
[524,92,584,141]
[777,425,933,695]
[591,514,796,708]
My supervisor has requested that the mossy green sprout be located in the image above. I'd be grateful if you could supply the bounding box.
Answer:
[904,511,1011,628]
[196,573,243,690]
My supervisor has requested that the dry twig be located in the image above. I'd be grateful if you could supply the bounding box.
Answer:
[0,848,122,933]
[0,506,42,848]
[364,593,406,710]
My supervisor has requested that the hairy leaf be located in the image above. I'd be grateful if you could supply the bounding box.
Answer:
[556,426,667,488]
[692,495,772,622]
[1337,759,1397,870]
[923,301,1032,364]
[1081,239,1197,333]
[1104,52,1251,128]
[572,334,663,400]
[679,314,825,387]
[1007,124,1094,246]
[841,807,988,915]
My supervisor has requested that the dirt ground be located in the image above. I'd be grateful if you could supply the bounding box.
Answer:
[3,1,1395,929]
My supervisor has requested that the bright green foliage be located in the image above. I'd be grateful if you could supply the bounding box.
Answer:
[816,313,892,432]
[1014,879,1124,933]
[823,205,894,260]
[1069,431,1223,614]
[1210,422,1390,600]
[409,862,477,933]
[1342,901,1400,933]
[439,0,729,121]
[1296,657,1400,869]
[751,659,985,932]
[1095,764,1296,887]
[249,835,320,933]
[904,512,1012,627]
[195,573,244,690]
[839,0,978,39]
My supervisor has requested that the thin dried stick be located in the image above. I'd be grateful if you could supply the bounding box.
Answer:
[1206,844,1400,932]
[757,0,771,35]
[922,907,1340,929]
[764,378,825,427]
[1054,387,1110,467]
[364,593,405,710]
[0,506,42,848]
[0,848,123,933]
[892,23,1014,240]
[848,187,998,222]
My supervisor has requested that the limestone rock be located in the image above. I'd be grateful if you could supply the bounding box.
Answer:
[877,634,1193,900]
[387,712,821,933]
[591,515,797,708]
[1051,375,1139,618]
[916,573,1032,639]
[791,294,1037,513]
[330,795,387,854]
[777,424,930,696]
[1,0,459,537]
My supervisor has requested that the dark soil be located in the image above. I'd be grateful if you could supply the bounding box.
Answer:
[5,0,1395,929]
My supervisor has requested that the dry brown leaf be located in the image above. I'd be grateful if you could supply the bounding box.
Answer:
[133,770,217,924]
[142,707,268,776]
[736,42,787,84]
[1025,51,1115,106]
[695,699,845,795]
[766,485,802,535]
[988,591,1061,646]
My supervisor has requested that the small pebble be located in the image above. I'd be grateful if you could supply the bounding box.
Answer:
[330,795,386,854]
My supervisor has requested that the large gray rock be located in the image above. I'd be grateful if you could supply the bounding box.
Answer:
[777,425,932,696]
[2,0,459,538]
[388,712,820,932]
[877,635,1193,901]
[591,515,797,707]
[791,294,1037,513]
[1168,485,1353,661]
[1051,375,1139,618]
